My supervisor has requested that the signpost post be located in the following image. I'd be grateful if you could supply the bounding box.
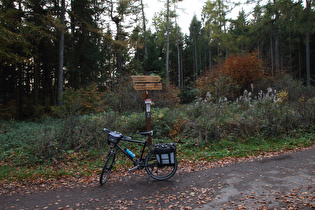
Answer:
[132,75,162,145]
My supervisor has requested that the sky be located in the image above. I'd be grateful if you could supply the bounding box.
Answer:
[142,0,262,35]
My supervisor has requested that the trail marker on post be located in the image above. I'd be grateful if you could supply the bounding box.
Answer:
[132,75,162,145]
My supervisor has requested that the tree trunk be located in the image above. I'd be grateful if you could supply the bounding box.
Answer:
[58,0,65,106]
[166,0,170,80]
[298,44,302,80]
[140,0,148,61]
[305,0,311,87]
[34,58,39,106]
[176,32,181,89]
[306,30,310,87]
[275,30,280,72]
[194,39,197,81]
[209,48,212,70]
[116,22,122,81]
[18,64,23,119]
[270,35,274,77]
[273,0,280,73]
[175,12,181,89]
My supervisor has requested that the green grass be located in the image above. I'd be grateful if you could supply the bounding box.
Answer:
[0,132,314,183]
[176,132,315,162]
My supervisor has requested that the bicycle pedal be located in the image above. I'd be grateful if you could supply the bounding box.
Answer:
[129,165,139,172]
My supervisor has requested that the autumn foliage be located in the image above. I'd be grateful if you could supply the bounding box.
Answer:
[197,52,265,100]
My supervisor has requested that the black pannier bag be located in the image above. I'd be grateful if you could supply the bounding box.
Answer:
[154,143,176,166]
[107,131,122,144]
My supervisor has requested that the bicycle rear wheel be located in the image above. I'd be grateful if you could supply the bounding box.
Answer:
[145,151,177,181]
[100,152,115,185]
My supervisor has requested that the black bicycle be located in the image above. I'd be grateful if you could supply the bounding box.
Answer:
[100,128,177,185]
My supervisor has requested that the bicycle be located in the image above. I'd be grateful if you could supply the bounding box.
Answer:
[100,128,178,185]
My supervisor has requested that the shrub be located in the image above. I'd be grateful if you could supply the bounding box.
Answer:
[52,83,106,117]
[220,52,265,90]
[0,100,16,120]
[196,52,266,101]
[102,79,143,113]
[179,87,198,104]
[182,82,315,143]
[52,78,181,117]
[152,82,181,108]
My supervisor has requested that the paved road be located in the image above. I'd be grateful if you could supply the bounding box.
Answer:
[1,148,314,209]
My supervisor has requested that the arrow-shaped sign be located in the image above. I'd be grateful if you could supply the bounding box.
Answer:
[131,76,161,83]
[133,83,162,90]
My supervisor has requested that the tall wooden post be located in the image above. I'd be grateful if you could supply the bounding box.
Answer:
[132,75,162,146]
[145,92,152,145]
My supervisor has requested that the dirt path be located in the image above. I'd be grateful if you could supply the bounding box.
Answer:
[1,148,314,209]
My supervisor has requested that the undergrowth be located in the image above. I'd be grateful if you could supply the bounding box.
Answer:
[0,79,314,182]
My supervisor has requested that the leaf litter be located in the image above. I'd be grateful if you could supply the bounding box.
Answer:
[0,145,314,209]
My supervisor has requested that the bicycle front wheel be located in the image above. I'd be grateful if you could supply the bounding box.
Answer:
[100,152,115,185]
[145,151,177,181]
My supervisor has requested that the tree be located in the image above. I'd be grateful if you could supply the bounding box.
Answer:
[58,0,65,106]
[165,0,182,81]
[202,0,229,61]
[166,0,170,80]
[140,0,148,61]
[68,0,104,88]
[174,7,183,89]
[229,9,250,53]
[189,15,202,81]
[107,0,141,82]
[305,0,312,87]
[151,5,183,83]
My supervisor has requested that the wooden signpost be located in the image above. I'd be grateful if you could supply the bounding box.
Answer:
[131,75,161,83]
[132,75,162,145]
[133,83,162,91]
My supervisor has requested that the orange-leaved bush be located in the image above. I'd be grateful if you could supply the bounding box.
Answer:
[220,52,264,89]
[197,52,265,101]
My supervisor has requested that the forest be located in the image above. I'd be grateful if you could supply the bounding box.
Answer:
[0,0,314,119]
[0,0,315,188]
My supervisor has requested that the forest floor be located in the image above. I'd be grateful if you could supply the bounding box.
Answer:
[1,146,314,210]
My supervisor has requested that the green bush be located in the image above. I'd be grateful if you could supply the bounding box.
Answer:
[182,91,315,143]
[51,80,181,117]
[179,87,198,104]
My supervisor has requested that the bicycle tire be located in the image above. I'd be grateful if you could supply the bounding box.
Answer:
[100,152,115,185]
[145,151,177,181]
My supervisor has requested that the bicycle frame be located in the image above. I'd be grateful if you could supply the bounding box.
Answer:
[111,136,152,168]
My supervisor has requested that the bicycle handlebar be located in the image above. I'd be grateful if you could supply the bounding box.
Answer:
[103,128,111,133]
[103,128,132,141]
[103,128,152,138]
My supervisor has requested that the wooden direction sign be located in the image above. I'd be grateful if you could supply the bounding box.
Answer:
[133,83,162,91]
[131,75,161,83]
[131,75,162,145]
